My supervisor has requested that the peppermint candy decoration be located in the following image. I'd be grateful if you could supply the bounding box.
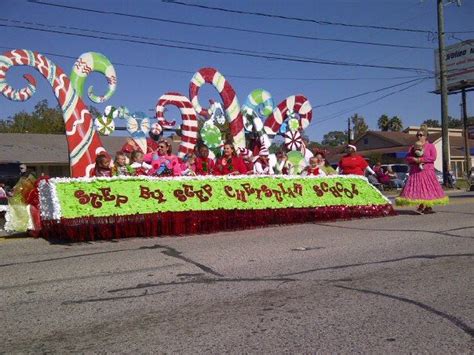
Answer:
[94,115,115,136]
[121,111,151,154]
[200,122,223,149]
[284,130,303,151]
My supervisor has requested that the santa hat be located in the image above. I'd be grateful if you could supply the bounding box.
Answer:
[238,147,253,158]
[259,147,269,156]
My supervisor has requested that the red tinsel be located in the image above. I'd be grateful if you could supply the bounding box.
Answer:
[39,204,396,242]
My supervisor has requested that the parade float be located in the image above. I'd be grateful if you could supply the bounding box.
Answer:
[0,49,395,241]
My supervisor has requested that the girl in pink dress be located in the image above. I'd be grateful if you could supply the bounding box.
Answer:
[395,126,448,213]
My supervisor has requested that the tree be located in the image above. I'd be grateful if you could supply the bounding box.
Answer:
[421,119,441,128]
[421,117,470,129]
[377,114,390,131]
[321,130,347,146]
[351,113,368,140]
[306,140,322,152]
[0,100,65,134]
[388,115,403,132]
[448,116,462,129]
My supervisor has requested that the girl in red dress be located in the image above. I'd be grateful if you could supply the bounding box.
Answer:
[195,145,215,175]
[214,143,248,175]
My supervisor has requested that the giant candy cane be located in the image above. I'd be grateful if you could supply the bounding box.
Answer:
[70,52,117,104]
[264,95,312,136]
[189,68,245,150]
[0,49,106,177]
[155,92,198,158]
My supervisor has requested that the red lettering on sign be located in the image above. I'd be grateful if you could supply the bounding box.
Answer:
[74,190,90,205]
[224,185,235,198]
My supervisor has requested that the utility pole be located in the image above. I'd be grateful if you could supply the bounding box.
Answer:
[461,83,472,178]
[437,0,451,186]
[347,117,351,144]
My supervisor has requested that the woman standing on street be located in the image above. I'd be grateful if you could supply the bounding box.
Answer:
[395,125,448,214]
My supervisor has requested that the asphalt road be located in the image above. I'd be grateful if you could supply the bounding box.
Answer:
[1,193,473,353]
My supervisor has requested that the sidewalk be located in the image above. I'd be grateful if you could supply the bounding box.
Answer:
[383,187,472,198]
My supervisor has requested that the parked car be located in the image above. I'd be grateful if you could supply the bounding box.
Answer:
[0,161,21,191]
[434,169,457,187]
[381,164,409,187]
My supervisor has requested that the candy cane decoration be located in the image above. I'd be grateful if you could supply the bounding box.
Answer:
[0,49,106,177]
[155,92,198,158]
[70,52,117,103]
[264,95,312,136]
[189,68,245,150]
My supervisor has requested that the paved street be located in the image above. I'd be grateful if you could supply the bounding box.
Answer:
[1,193,473,353]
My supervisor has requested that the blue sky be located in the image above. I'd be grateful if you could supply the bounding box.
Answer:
[1,0,473,142]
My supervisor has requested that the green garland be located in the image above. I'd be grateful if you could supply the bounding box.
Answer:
[53,176,390,219]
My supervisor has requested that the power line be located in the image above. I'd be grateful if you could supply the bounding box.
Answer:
[0,45,429,82]
[0,18,342,63]
[162,0,439,34]
[315,77,432,108]
[26,0,435,50]
[0,22,433,74]
[315,79,428,125]
[0,45,428,82]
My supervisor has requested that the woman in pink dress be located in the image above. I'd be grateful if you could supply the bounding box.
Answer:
[395,126,448,213]
[145,140,182,177]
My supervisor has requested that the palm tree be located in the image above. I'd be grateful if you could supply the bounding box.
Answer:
[377,114,390,131]
[388,116,403,132]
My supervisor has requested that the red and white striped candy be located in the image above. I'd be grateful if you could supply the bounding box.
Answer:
[264,95,312,135]
[189,68,245,150]
[0,49,106,177]
[155,92,198,158]
[284,131,303,151]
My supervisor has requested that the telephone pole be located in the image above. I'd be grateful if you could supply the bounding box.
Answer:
[461,84,472,178]
[437,0,451,186]
[347,117,351,144]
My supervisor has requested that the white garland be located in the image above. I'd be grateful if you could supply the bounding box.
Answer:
[38,178,62,221]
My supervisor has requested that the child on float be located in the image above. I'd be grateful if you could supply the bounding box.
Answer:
[238,147,255,174]
[112,152,133,176]
[214,143,248,175]
[146,139,182,177]
[195,144,215,175]
[274,150,295,175]
[253,147,274,175]
[92,153,112,177]
[130,150,152,176]
[301,157,326,177]
[313,150,336,175]
[180,153,197,176]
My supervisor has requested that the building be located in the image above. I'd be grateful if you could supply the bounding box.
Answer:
[351,126,473,178]
[0,133,180,177]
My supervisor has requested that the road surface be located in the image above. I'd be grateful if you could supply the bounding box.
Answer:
[1,193,473,353]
